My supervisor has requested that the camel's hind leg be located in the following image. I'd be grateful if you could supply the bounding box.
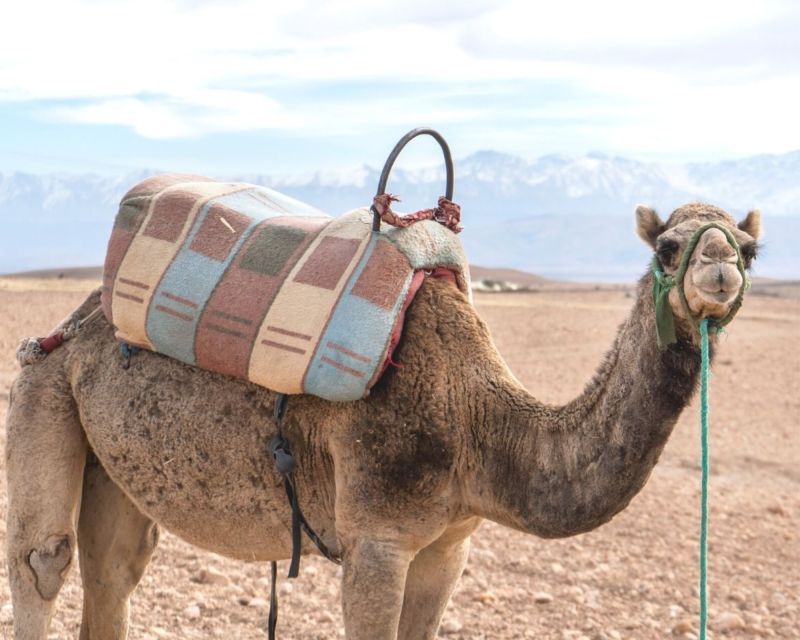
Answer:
[78,454,159,640]
[5,366,87,640]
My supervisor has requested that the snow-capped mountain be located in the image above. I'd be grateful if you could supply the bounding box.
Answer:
[1,151,797,279]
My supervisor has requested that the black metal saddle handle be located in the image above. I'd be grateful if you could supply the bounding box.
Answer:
[372,127,455,232]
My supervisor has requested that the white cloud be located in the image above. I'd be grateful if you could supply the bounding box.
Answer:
[462,0,788,54]
[44,90,301,138]
[0,0,798,157]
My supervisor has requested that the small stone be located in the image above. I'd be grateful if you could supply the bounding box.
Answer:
[303,564,319,576]
[440,618,463,634]
[745,624,769,636]
[183,604,201,619]
[318,610,336,623]
[533,592,554,604]
[1,602,13,623]
[471,576,489,591]
[474,591,497,604]
[193,567,230,586]
[669,604,685,618]
[469,548,498,563]
[712,612,745,632]
[671,621,694,635]
[551,562,565,574]
[279,582,294,596]
[744,611,763,624]
[248,597,268,608]
[237,596,251,606]
[150,627,169,638]
[564,586,585,604]
[766,504,787,517]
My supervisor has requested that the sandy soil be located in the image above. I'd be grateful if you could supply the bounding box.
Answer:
[0,278,797,639]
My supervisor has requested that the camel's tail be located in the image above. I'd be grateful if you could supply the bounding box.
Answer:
[16,287,104,367]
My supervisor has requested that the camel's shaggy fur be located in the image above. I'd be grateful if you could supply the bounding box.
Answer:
[4,204,760,639]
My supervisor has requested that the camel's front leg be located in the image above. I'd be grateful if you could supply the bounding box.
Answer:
[340,536,414,640]
[5,366,86,640]
[397,518,479,640]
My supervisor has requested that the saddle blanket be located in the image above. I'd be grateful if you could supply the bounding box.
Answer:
[101,174,470,401]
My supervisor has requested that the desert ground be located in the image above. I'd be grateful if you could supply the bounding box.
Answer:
[0,273,797,639]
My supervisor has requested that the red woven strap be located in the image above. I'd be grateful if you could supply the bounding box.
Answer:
[372,194,462,233]
[38,331,65,354]
[429,267,458,286]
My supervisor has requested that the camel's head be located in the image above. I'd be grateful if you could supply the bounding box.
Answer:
[635,203,761,325]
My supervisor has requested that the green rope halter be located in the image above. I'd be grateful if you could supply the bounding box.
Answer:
[699,318,710,640]
[651,222,749,350]
[650,222,750,640]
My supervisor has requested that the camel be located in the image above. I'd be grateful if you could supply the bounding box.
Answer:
[4,202,761,640]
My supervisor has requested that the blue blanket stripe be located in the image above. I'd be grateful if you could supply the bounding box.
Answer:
[305,235,415,401]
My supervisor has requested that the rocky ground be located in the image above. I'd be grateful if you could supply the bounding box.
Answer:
[0,277,797,639]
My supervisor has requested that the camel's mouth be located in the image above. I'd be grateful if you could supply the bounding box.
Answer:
[691,261,744,311]
[697,288,739,304]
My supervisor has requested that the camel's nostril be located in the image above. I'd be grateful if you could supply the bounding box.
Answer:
[701,244,736,263]
[717,270,724,286]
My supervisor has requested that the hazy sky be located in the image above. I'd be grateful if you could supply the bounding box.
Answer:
[2,0,799,175]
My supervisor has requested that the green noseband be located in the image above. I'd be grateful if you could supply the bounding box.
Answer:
[651,222,749,350]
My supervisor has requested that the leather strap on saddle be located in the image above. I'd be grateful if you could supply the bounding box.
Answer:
[267,393,341,640]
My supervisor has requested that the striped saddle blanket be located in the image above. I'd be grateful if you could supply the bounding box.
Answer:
[101,174,470,401]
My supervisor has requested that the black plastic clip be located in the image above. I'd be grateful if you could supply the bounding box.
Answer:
[120,343,140,369]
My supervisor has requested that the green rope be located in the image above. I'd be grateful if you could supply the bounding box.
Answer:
[699,318,710,640]
[649,224,752,638]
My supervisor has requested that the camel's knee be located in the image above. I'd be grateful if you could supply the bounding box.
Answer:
[27,534,73,600]
[128,521,159,580]
[140,521,160,557]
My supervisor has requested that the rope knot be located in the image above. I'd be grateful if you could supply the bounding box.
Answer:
[371,194,463,233]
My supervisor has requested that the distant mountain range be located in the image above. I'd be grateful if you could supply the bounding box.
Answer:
[1,150,797,280]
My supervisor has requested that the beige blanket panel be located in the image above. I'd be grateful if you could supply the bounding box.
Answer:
[248,210,372,392]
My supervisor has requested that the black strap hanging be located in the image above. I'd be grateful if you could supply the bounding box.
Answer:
[268,560,279,639]
[267,393,341,639]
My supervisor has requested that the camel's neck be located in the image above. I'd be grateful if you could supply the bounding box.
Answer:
[470,275,707,537]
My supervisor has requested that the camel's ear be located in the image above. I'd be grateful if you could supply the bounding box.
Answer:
[635,205,665,249]
[738,209,762,240]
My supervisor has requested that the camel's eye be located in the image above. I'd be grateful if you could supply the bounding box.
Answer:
[656,238,679,268]
[740,242,759,269]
